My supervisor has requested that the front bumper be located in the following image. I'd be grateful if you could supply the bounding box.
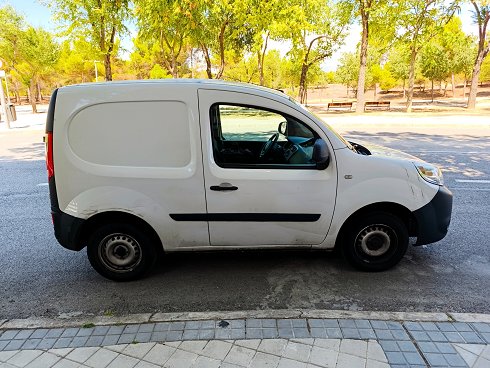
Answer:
[413,186,453,246]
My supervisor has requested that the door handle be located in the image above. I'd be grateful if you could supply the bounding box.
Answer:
[210,183,238,191]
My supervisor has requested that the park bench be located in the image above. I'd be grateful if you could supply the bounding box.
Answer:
[327,102,353,111]
[364,101,391,111]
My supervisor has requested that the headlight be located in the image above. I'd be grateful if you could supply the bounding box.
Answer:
[413,162,444,186]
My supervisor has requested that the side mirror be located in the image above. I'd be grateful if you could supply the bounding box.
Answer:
[278,121,287,135]
[312,139,330,170]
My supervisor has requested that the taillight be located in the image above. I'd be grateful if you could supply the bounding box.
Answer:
[46,132,54,178]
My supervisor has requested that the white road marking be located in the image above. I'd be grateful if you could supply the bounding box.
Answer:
[455,179,490,184]
[37,183,49,187]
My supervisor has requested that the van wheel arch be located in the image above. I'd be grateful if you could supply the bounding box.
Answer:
[335,202,417,251]
[80,211,163,254]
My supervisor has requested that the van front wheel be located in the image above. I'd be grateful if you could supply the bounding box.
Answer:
[342,213,408,271]
[87,223,157,281]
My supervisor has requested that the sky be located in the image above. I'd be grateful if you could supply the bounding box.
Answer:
[3,0,480,72]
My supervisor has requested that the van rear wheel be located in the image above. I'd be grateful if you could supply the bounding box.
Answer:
[342,212,408,271]
[87,223,157,281]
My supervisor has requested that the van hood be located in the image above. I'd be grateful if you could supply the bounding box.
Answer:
[350,140,420,161]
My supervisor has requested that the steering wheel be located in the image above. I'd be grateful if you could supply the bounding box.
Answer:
[259,133,279,159]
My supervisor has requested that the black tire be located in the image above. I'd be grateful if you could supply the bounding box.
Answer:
[342,212,408,271]
[87,223,158,281]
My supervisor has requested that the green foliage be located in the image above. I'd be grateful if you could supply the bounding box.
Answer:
[420,42,450,82]
[335,52,358,88]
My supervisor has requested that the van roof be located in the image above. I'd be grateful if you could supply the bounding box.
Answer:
[64,79,291,101]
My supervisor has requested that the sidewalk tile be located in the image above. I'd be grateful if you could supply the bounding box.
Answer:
[367,341,388,362]
[308,319,324,328]
[409,331,430,341]
[291,320,307,328]
[336,352,365,368]
[52,359,81,368]
[24,352,60,368]
[37,338,57,350]
[355,319,372,329]
[165,348,198,368]
[365,361,390,368]
[339,320,356,328]
[474,357,490,368]
[278,329,294,338]
[53,337,73,349]
[101,334,119,346]
[4,340,24,351]
[404,322,423,331]
[183,330,200,340]
[107,326,125,335]
[65,347,99,363]
[472,323,490,333]
[370,321,388,330]
[48,348,73,357]
[444,332,466,343]
[201,340,233,360]
[420,322,438,331]
[341,328,360,339]
[0,351,18,362]
[425,352,449,366]
[21,339,41,350]
[14,330,33,340]
[339,339,367,358]
[247,319,262,328]
[223,345,255,367]
[106,353,139,368]
[105,344,128,353]
[142,343,176,365]
[437,322,457,332]
[282,341,311,363]
[325,328,342,339]
[277,357,307,368]
[84,348,118,368]
[379,340,398,352]
[30,329,49,339]
[154,322,170,332]
[191,355,221,368]
[292,328,310,338]
[138,324,154,334]
[135,332,152,343]
[250,351,280,368]
[453,323,473,332]
[123,325,140,334]
[93,326,110,336]
[198,330,215,340]
[310,328,327,339]
[122,343,155,359]
[403,352,425,365]
[396,341,417,353]
[166,331,183,341]
[7,350,43,367]
[85,335,104,347]
[76,328,94,337]
[134,361,160,368]
[258,339,288,356]
[169,322,185,331]
[235,339,261,350]
[460,331,484,344]
[309,345,337,367]
[61,328,79,338]
[231,329,246,340]
[0,331,19,341]
[313,339,340,351]
[443,353,467,367]
[427,331,448,342]
[323,320,339,328]
[385,351,407,364]
[118,334,137,344]
[359,329,376,339]
[150,332,167,342]
[179,340,207,354]
[185,321,201,330]
[0,340,9,351]
[247,328,263,339]
[69,336,88,348]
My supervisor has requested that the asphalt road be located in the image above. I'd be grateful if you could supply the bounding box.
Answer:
[0,120,489,320]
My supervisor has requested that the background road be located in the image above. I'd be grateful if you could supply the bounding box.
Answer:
[0,112,489,319]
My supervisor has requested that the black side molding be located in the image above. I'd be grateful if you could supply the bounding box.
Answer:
[46,88,59,133]
[170,213,321,222]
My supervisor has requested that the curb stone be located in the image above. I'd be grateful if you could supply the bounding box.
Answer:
[2,309,490,330]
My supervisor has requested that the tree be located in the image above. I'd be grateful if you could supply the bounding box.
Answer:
[395,0,456,112]
[335,52,359,96]
[387,43,411,97]
[420,42,450,101]
[46,0,130,81]
[289,0,352,103]
[467,0,490,109]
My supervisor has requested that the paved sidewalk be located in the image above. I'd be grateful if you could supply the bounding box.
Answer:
[1,317,490,367]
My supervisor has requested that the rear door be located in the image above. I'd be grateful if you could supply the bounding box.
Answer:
[198,89,337,246]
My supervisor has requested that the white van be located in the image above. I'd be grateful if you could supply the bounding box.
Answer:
[45,80,452,281]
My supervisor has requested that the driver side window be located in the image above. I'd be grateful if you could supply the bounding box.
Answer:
[210,104,318,169]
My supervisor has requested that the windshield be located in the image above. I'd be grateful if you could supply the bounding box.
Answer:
[288,96,354,150]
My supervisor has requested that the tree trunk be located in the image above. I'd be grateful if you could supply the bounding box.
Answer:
[402,80,406,98]
[258,32,270,86]
[37,82,43,102]
[451,73,455,97]
[431,80,434,102]
[104,53,112,81]
[463,79,467,99]
[29,82,37,113]
[406,46,417,112]
[201,45,213,79]
[298,63,309,104]
[468,49,488,109]
[356,5,369,113]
